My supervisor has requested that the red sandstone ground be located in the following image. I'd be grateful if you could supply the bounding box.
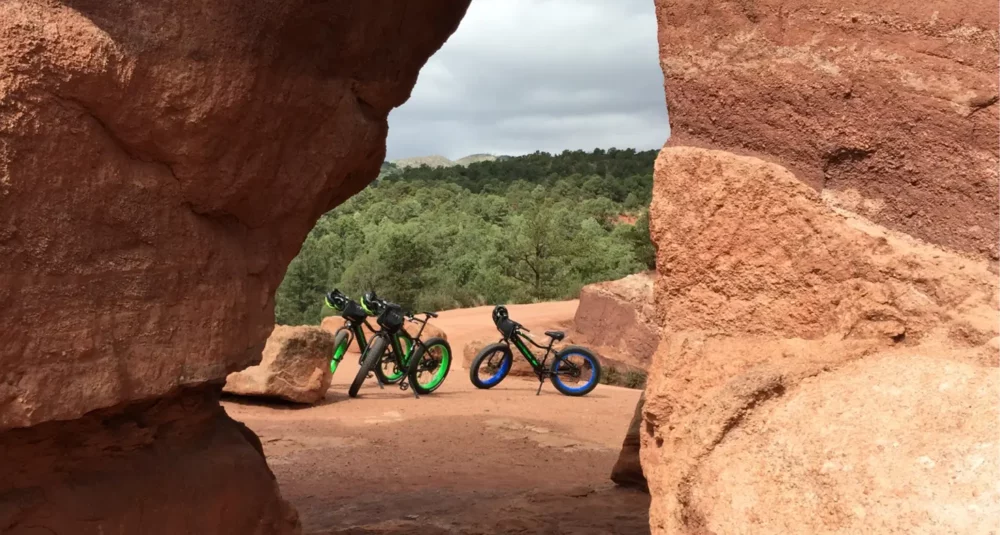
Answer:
[224,301,649,534]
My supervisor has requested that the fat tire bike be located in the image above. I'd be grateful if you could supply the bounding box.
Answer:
[348,292,452,399]
[469,305,601,396]
[323,289,411,385]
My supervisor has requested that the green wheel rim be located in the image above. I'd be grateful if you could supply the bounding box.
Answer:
[330,339,349,374]
[382,335,411,381]
[417,343,450,390]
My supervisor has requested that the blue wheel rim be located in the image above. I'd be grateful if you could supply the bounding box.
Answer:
[552,352,598,393]
[480,353,511,386]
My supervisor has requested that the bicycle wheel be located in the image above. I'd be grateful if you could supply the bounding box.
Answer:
[469,342,513,389]
[330,329,350,375]
[374,333,411,385]
[349,335,387,398]
[407,337,452,395]
[549,346,601,397]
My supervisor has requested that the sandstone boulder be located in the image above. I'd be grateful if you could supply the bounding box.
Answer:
[0,0,469,530]
[225,326,337,404]
[640,147,999,534]
[689,354,998,535]
[650,148,997,350]
[574,272,659,371]
[656,0,999,258]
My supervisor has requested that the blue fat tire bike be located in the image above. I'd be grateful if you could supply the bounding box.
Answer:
[469,305,601,396]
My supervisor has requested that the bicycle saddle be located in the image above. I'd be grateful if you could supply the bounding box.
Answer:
[545,330,565,341]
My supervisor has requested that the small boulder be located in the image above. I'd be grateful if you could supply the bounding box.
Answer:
[224,325,337,404]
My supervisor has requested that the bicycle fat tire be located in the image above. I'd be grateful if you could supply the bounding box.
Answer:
[407,337,452,395]
[330,329,350,376]
[549,345,601,397]
[469,342,514,389]
[349,335,387,398]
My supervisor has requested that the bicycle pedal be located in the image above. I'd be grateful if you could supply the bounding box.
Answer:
[399,381,409,391]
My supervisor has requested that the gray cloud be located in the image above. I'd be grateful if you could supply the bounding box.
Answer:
[385,0,670,160]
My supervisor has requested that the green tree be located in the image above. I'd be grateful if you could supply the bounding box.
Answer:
[274,147,658,324]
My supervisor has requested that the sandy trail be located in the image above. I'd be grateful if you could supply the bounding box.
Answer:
[224,301,648,534]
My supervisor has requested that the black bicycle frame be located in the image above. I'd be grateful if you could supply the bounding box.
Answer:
[341,317,377,360]
[503,331,556,378]
[368,313,431,398]
[499,327,582,395]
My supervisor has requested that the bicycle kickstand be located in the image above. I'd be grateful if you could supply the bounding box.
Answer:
[399,378,420,399]
[536,378,544,396]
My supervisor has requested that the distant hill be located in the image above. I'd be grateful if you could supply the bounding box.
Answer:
[393,155,455,169]
[392,153,500,169]
[454,154,498,166]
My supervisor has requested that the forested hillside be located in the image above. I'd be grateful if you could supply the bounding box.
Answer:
[275,148,657,325]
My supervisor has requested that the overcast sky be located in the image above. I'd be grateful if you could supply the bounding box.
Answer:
[385,0,670,161]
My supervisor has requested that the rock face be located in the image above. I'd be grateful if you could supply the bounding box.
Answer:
[691,355,998,535]
[574,272,659,371]
[640,147,999,534]
[0,0,469,531]
[656,0,1000,258]
[1,387,300,534]
[225,326,337,404]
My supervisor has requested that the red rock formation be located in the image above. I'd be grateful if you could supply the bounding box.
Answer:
[1,387,300,534]
[0,0,469,531]
[574,272,659,371]
[641,147,998,534]
[656,0,999,258]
